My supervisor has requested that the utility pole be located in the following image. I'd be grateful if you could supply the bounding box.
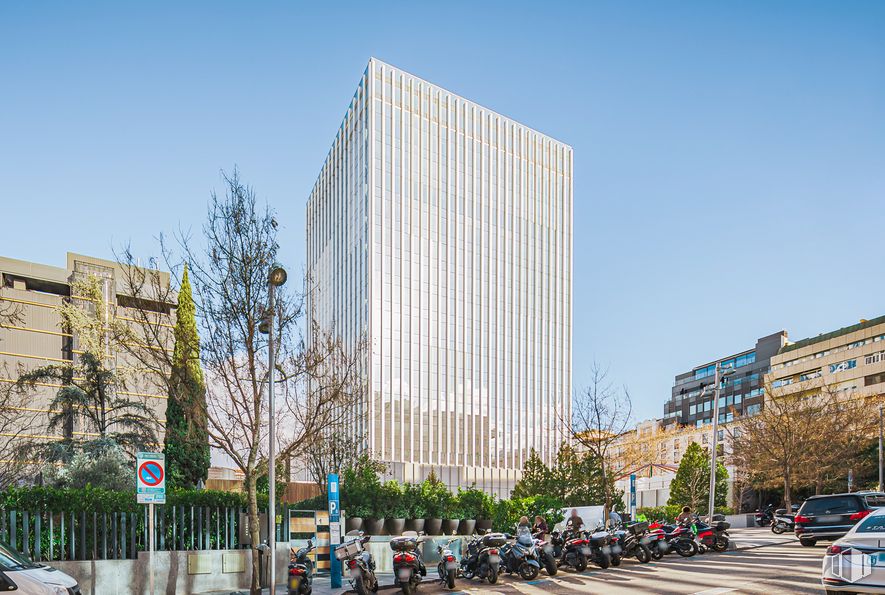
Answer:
[879,403,885,492]
[707,363,721,521]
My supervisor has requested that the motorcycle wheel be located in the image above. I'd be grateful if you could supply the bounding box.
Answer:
[651,544,664,560]
[400,583,415,595]
[676,540,698,557]
[771,523,785,535]
[611,553,621,567]
[354,576,368,595]
[697,542,707,555]
[518,563,539,581]
[446,568,456,589]
[487,564,499,584]
[636,544,651,564]
[713,536,729,553]
[575,553,588,572]
[597,552,611,569]
[543,552,558,576]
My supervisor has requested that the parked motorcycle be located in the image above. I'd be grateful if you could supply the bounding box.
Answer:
[549,529,590,571]
[692,516,730,552]
[435,537,459,589]
[654,520,698,557]
[499,527,542,580]
[646,523,668,560]
[390,532,427,595]
[531,532,558,576]
[611,522,652,563]
[755,504,775,527]
[335,531,377,595]
[287,539,316,595]
[460,531,504,584]
[771,509,796,534]
[584,524,613,569]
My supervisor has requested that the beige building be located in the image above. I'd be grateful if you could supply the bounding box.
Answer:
[0,253,173,459]
[611,417,739,509]
[766,315,885,401]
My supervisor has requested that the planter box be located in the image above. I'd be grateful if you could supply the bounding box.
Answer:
[424,518,442,535]
[364,518,386,535]
[441,519,460,535]
[385,518,406,536]
[345,517,364,533]
[405,518,425,533]
[458,519,476,535]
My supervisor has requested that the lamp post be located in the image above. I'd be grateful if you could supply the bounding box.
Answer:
[263,263,287,592]
[707,362,734,521]
[879,404,883,493]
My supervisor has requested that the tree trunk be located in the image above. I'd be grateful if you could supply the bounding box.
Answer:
[247,472,261,595]
[783,466,792,512]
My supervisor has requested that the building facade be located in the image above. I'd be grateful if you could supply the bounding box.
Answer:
[663,331,788,428]
[767,316,885,402]
[0,253,172,458]
[306,58,573,496]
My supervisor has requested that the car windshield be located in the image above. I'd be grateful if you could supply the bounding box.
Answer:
[801,496,860,515]
[0,541,38,570]
[856,514,885,533]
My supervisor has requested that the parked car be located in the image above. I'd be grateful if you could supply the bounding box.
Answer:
[821,506,885,593]
[795,492,885,547]
[0,539,81,594]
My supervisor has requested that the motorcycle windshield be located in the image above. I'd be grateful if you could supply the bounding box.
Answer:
[516,527,534,547]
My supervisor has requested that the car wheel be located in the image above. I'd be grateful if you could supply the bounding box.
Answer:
[799,538,817,547]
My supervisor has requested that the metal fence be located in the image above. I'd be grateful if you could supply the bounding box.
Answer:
[0,506,259,562]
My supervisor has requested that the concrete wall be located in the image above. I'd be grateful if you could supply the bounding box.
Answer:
[52,544,290,595]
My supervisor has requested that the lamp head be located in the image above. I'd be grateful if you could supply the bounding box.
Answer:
[269,263,287,287]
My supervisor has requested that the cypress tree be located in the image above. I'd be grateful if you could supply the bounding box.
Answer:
[164,264,210,488]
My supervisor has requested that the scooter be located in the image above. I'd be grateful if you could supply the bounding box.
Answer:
[335,531,378,595]
[755,504,775,527]
[287,539,316,595]
[771,509,796,534]
[498,527,542,580]
[390,532,427,595]
[656,520,698,557]
[612,522,652,563]
[549,529,590,571]
[584,524,613,569]
[460,531,504,584]
[435,537,459,589]
[532,532,558,576]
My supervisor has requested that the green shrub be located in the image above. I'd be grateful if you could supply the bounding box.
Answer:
[457,486,493,520]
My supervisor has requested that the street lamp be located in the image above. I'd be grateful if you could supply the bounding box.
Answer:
[261,262,286,592]
[706,362,735,521]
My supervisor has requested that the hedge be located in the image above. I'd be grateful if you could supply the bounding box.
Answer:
[0,487,252,513]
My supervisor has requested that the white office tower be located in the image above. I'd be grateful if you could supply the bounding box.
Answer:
[306,58,573,496]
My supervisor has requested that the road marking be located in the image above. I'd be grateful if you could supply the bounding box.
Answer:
[692,589,736,595]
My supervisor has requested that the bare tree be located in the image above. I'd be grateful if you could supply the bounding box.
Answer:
[732,379,877,511]
[117,169,362,593]
[563,362,633,520]
[302,432,365,495]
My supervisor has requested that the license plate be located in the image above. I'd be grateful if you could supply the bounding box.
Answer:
[819,515,841,523]
[488,555,500,564]
[350,569,362,578]
[289,577,300,589]
[398,568,412,581]
[446,561,458,570]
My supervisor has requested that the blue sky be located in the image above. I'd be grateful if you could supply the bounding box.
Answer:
[2,1,883,421]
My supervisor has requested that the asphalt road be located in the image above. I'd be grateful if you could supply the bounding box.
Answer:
[415,532,824,595]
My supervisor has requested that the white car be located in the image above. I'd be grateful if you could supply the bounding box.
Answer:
[0,540,80,595]
[822,506,885,593]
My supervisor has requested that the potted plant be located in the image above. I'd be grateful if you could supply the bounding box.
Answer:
[476,492,495,533]
[441,493,461,536]
[404,483,426,533]
[421,473,447,535]
[382,481,407,536]
[457,487,488,535]
[345,504,369,533]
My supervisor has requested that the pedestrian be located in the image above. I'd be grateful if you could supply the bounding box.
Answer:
[532,515,549,538]
[565,509,584,533]
[676,506,693,524]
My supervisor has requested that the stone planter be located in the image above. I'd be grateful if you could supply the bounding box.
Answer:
[385,518,406,536]
[458,519,476,535]
[476,519,493,533]
[424,518,443,535]
[405,518,425,533]
[441,519,460,535]
[364,518,386,535]
[345,517,364,533]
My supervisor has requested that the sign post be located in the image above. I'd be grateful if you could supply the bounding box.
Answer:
[328,474,342,589]
[137,452,166,595]
[629,474,637,520]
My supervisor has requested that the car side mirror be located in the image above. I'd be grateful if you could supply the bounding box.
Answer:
[0,571,18,591]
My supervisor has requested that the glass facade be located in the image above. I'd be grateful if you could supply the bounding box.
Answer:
[306,59,573,495]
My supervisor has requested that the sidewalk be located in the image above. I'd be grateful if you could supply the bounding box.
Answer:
[728,526,798,550]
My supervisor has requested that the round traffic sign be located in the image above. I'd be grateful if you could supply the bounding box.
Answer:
[138,461,164,486]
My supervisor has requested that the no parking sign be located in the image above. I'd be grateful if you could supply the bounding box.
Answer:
[136,452,166,504]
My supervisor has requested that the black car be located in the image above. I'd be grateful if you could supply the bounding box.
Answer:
[794,491,885,546]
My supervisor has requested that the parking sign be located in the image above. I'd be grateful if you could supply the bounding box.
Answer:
[136,452,166,504]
